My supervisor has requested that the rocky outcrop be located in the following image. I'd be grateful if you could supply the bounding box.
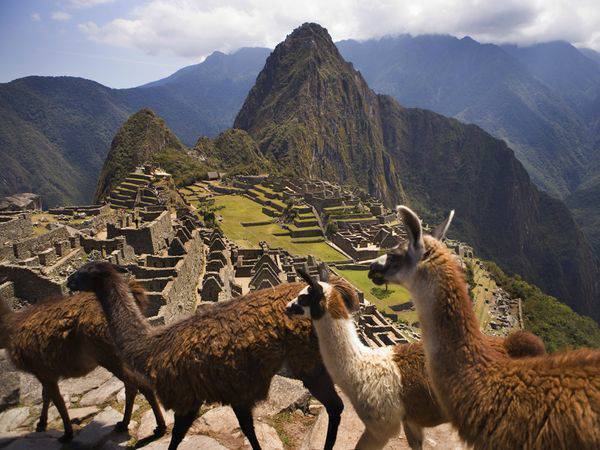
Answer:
[94,109,189,202]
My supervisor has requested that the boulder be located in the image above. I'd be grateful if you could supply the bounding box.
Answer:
[79,377,123,407]
[0,351,20,411]
[137,408,174,440]
[68,406,100,423]
[59,367,113,397]
[255,375,310,417]
[301,392,468,449]
[0,407,30,433]
[141,435,227,450]
[74,406,125,448]
[1,431,63,450]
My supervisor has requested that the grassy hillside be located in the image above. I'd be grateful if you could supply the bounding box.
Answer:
[213,194,345,262]
[484,261,600,351]
[94,108,205,201]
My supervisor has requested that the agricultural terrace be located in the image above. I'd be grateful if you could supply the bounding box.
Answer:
[213,194,346,262]
[335,268,417,325]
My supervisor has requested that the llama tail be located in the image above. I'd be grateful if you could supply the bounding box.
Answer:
[504,330,546,358]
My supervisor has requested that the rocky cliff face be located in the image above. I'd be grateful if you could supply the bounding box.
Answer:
[94,108,188,202]
[235,23,599,320]
[235,23,405,205]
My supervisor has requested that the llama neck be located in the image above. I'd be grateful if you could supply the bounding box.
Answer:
[313,315,373,388]
[409,251,488,386]
[96,275,153,374]
[0,297,14,348]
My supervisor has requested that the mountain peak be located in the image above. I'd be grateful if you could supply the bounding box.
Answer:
[289,22,330,39]
[94,108,186,202]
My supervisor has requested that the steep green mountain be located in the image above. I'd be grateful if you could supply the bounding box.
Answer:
[0,48,269,207]
[337,35,591,198]
[94,108,202,201]
[0,76,131,205]
[235,23,599,321]
[193,128,271,175]
[502,42,600,117]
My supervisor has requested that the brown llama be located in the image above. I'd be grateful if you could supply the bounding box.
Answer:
[0,280,166,442]
[66,261,345,450]
[369,206,600,449]
[285,267,546,449]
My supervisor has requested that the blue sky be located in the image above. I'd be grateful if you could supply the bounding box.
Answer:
[1,0,599,89]
[0,1,195,88]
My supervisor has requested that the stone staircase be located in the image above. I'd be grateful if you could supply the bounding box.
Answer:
[108,173,154,210]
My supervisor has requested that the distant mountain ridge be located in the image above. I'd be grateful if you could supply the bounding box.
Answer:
[2,29,600,265]
[233,23,599,321]
[0,48,269,206]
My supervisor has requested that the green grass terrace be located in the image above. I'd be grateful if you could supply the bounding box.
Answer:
[335,268,417,325]
[213,194,347,262]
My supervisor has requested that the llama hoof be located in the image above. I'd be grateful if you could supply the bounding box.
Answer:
[35,422,47,432]
[153,424,167,437]
[114,421,129,433]
[58,432,73,443]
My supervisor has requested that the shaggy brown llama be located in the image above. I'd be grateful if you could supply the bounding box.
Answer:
[66,261,344,450]
[369,206,600,449]
[286,267,546,449]
[0,280,166,442]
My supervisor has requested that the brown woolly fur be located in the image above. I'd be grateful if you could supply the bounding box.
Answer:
[374,208,600,450]
[500,329,546,358]
[289,267,546,449]
[67,261,345,450]
[2,280,165,442]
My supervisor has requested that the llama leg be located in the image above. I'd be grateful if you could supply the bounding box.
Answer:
[168,409,198,450]
[36,384,51,432]
[44,381,73,442]
[356,427,388,450]
[301,367,343,450]
[138,384,167,436]
[233,406,261,450]
[114,383,137,432]
[403,420,424,450]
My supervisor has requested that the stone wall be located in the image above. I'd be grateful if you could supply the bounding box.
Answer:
[12,227,70,260]
[160,230,204,322]
[0,215,32,244]
[108,210,173,255]
[0,264,64,303]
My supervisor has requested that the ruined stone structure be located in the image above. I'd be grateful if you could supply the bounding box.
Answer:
[0,193,41,212]
[107,166,175,210]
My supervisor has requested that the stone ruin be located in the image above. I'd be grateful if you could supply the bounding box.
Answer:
[0,193,42,212]
[0,189,207,326]
[198,229,412,348]
[107,166,175,210]
[199,230,323,302]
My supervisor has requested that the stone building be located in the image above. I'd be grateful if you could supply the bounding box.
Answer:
[0,193,41,212]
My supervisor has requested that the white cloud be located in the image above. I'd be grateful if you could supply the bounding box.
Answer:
[69,0,116,7]
[52,11,72,21]
[30,13,41,22]
[79,0,600,58]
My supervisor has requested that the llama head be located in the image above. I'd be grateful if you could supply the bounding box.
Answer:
[285,264,360,321]
[67,261,129,293]
[368,206,454,288]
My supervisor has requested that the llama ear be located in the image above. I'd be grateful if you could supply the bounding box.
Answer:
[318,263,330,283]
[397,206,424,256]
[431,210,455,240]
[297,268,321,293]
